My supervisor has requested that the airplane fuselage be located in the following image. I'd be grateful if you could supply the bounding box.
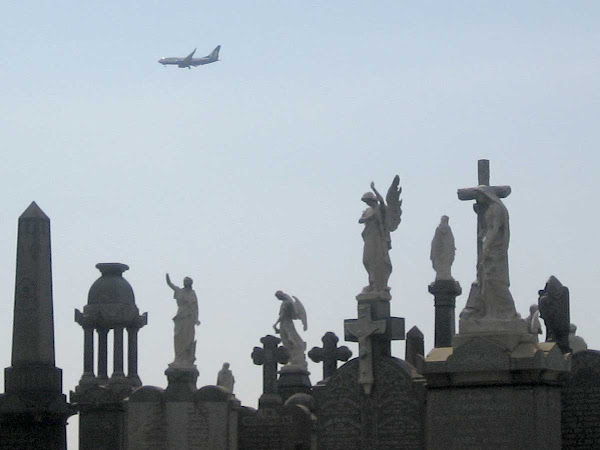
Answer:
[158,57,215,68]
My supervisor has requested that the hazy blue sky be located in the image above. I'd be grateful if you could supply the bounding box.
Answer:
[2,2,600,446]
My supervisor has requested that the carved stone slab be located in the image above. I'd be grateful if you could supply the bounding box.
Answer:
[562,350,600,448]
[314,357,425,450]
[238,404,313,450]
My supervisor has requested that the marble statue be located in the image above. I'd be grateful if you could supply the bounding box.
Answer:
[359,176,402,295]
[273,290,308,370]
[216,362,235,393]
[460,186,519,321]
[568,324,588,354]
[166,274,200,367]
[525,304,542,342]
[538,276,571,353]
[430,215,456,281]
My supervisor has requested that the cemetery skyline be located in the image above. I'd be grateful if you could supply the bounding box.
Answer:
[2,2,600,446]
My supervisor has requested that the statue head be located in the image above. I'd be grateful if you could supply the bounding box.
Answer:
[529,304,539,315]
[440,215,449,225]
[569,323,577,334]
[183,277,193,288]
[223,362,230,370]
[275,290,286,301]
[361,192,377,206]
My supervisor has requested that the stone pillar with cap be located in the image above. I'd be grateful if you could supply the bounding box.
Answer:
[70,262,148,450]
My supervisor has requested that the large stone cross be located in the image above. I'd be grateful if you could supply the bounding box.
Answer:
[344,304,387,395]
[457,159,511,260]
[251,335,289,396]
[308,332,352,380]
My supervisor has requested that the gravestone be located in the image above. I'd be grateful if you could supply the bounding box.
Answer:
[562,350,600,448]
[126,384,239,449]
[314,357,425,450]
[238,402,314,450]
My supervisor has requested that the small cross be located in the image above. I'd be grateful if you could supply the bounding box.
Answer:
[308,332,352,380]
[344,304,387,395]
[251,335,289,396]
[457,159,511,260]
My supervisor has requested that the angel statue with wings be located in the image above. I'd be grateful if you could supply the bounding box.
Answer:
[359,176,403,296]
[273,290,308,370]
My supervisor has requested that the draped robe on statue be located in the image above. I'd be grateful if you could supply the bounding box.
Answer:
[171,286,199,366]
[461,187,519,320]
[361,205,392,293]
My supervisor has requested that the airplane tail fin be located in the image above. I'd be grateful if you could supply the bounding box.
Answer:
[209,45,221,61]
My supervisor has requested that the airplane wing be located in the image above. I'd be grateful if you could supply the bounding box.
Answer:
[182,48,197,65]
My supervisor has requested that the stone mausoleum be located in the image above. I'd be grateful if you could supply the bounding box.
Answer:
[0,160,596,449]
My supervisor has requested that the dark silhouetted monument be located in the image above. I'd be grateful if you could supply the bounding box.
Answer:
[0,202,75,449]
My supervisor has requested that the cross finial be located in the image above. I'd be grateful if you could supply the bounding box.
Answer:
[251,335,289,396]
[458,160,512,262]
[308,332,352,380]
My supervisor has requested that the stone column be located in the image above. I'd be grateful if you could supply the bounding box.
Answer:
[83,326,95,382]
[428,280,461,348]
[98,328,109,380]
[112,327,124,378]
[127,327,141,387]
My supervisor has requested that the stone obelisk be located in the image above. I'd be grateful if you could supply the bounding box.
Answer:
[0,202,74,449]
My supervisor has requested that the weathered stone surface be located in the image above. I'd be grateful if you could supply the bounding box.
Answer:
[126,384,239,450]
[238,403,314,450]
[314,357,425,450]
[423,339,568,449]
[562,350,600,448]
[427,385,561,449]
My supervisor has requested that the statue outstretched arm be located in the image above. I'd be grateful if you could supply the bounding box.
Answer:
[165,273,177,291]
[370,182,385,205]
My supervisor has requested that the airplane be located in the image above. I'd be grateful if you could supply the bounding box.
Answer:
[158,46,221,69]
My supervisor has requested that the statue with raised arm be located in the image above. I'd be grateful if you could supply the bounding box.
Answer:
[273,290,308,370]
[166,273,200,367]
[359,175,402,296]
[430,215,456,281]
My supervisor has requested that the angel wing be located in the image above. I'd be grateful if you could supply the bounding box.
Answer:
[385,175,403,232]
[292,296,308,331]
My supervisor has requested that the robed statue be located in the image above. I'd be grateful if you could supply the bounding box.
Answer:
[430,215,456,281]
[460,186,519,321]
[538,276,571,353]
[273,290,308,370]
[166,273,200,367]
[217,362,235,393]
[359,175,403,295]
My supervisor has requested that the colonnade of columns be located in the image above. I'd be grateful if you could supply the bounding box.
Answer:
[81,326,140,384]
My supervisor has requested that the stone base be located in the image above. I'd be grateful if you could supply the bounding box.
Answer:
[0,391,75,450]
[356,290,391,302]
[277,366,311,404]
[164,366,199,401]
[423,338,570,449]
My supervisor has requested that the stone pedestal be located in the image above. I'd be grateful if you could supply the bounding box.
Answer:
[277,366,311,403]
[428,280,461,348]
[164,366,199,401]
[423,333,569,449]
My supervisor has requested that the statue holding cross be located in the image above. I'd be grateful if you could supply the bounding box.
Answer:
[457,160,519,323]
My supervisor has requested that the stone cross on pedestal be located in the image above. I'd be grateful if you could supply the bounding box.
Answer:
[457,159,511,260]
[344,304,387,395]
[251,335,289,404]
[308,332,352,380]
